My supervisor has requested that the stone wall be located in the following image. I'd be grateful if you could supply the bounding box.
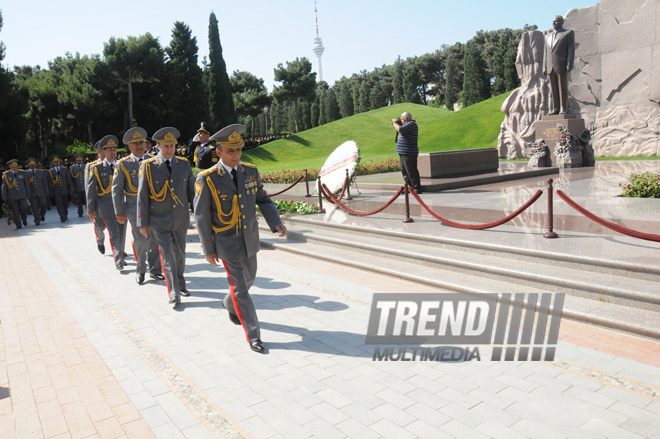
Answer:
[499,0,660,158]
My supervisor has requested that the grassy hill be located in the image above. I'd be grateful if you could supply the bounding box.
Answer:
[242,92,508,173]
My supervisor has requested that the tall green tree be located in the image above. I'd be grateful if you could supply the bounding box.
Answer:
[335,77,353,119]
[324,88,340,123]
[103,33,163,128]
[402,58,423,104]
[462,40,491,107]
[206,12,235,129]
[165,22,207,139]
[0,10,28,160]
[272,57,316,133]
[50,53,103,143]
[392,56,405,104]
[230,70,271,136]
[443,43,464,110]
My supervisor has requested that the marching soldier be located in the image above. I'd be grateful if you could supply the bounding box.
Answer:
[87,135,125,270]
[25,158,50,225]
[112,127,164,285]
[2,159,31,229]
[69,153,86,217]
[47,155,71,222]
[137,127,195,306]
[193,124,287,353]
[193,122,217,171]
[85,142,107,254]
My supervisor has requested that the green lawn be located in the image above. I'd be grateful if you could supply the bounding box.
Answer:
[242,93,508,173]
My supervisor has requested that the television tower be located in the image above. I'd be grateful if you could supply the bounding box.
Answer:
[312,0,325,82]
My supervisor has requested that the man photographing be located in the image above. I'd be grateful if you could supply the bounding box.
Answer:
[392,111,422,194]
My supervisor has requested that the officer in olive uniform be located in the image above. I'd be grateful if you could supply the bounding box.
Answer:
[193,124,287,353]
[69,153,86,217]
[2,159,31,228]
[112,127,164,285]
[25,158,50,225]
[85,142,107,254]
[47,155,71,222]
[193,122,218,171]
[87,135,125,270]
[137,127,195,306]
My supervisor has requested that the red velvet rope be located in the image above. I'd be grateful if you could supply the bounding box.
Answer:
[409,187,544,230]
[321,184,406,216]
[320,176,348,205]
[267,175,304,197]
[556,190,660,242]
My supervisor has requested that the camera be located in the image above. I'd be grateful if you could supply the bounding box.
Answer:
[393,118,402,125]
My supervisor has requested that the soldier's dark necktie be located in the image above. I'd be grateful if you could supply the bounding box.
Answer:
[56,168,60,176]
[231,168,238,188]
[166,160,172,174]
[110,164,114,174]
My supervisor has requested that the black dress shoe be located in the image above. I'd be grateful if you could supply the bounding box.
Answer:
[136,273,145,285]
[180,289,190,297]
[168,295,180,306]
[23,219,28,226]
[150,273,165,281]
[61,218,66,223]
[250,339,265,353]
[116,263,124,271]
[221,301,242,325]
[98,244,105,254]
[228,312,241,325]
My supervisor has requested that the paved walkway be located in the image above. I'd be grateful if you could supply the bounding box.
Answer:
[1,161,660,439]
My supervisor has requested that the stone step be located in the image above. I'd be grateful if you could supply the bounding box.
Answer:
[281,217,660,280]
[268,219,660,311]
[258,218,660,339]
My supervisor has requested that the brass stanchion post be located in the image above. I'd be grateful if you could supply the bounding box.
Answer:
[544,178,558,238]
[403,177,414,223]
[304,169,311,197]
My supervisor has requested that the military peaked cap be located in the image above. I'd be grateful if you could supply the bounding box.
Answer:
[123,127,148,145]
[210,124,245,149]
[99,135,119,150]
[152,127,180,145]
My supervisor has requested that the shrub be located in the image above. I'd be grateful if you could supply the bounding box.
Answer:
[619,172,660,198]
[259,159,401,184]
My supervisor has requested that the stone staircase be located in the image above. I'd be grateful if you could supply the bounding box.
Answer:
[259,216,660,340]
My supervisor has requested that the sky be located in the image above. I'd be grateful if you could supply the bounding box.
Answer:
[0,0,599,92]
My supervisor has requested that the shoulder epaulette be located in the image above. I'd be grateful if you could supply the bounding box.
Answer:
[200,167,216,177]
[144,157,158,165]
[240,162,257,169]
[176,155,188,162]
[118,156,131,163]
[88,161,101,168]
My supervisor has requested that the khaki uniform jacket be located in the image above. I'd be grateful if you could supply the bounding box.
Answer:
[193,162,282,260]
[136,154,195,232]
[86,161,115,219]
[47,166,71,196]
[112,155,146,215]
[69,163,86,192]
[2,170,30,200]
[26,169,51,198]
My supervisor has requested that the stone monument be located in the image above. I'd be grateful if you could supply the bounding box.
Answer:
[499,0,660,159]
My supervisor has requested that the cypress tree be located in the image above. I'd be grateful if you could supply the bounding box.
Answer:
[462,40,491,107]
[165,22,207,139]
[206,12,235,129]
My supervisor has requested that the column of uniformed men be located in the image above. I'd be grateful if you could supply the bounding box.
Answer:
[3,123,286,354]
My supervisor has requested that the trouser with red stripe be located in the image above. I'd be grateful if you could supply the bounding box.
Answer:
[93,206,106,246]
[152,228,187,299]
[221,255,260,342]
[127,213,162,275]
[102,215,123,266]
